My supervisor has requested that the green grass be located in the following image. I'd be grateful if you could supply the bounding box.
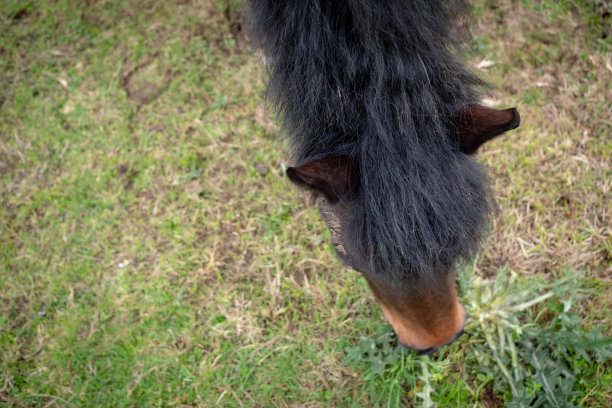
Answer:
[1,0,611,406]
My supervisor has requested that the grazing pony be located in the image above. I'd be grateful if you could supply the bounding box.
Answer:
[244,0,520,354]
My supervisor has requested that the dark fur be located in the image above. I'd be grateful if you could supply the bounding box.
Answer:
[245,0,493,284]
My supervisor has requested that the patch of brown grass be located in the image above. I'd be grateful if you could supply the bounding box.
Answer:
[471,1,611,282]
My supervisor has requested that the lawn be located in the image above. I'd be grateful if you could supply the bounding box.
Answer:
[1,0,611,406]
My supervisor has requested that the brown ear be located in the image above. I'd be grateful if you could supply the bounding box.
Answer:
[286,155,356,203]
[452,104,520,154]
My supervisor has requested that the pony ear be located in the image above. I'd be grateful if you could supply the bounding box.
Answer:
[286,155,356,203]
[452,104,520,154]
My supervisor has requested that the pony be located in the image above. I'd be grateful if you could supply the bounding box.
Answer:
[244,0,520,354]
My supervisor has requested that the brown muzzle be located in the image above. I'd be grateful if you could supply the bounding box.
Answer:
[365,271,466,354]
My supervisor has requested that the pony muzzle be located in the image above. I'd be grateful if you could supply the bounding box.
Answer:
[364,274,468,353]
[398,312,468,355]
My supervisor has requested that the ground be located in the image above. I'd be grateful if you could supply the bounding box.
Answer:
[1,0,611,406]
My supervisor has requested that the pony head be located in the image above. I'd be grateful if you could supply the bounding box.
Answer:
[287,104,519,352]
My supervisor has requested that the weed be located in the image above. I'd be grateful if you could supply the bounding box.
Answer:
[342,268,612,406]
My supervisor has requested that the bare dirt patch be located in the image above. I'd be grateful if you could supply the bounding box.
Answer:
[121,56,172,104]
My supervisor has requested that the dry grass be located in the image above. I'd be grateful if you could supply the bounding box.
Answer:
[472,2,611,286]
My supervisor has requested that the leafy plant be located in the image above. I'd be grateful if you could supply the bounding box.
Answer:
[342,330,448,407]
[343,268,612,406]
[463,267,612,406]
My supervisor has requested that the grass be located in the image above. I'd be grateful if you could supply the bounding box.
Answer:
[1,0,610,406]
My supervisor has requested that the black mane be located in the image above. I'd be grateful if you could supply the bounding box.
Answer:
[245,0,494,283]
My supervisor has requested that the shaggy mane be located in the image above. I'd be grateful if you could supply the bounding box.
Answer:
[245,0,494,282]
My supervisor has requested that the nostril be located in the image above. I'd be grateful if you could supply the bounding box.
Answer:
[394,309,468,355]
[397,341,439,355]
[397,327,465,355]
[416,346,438,355]
[452,328,465,342]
